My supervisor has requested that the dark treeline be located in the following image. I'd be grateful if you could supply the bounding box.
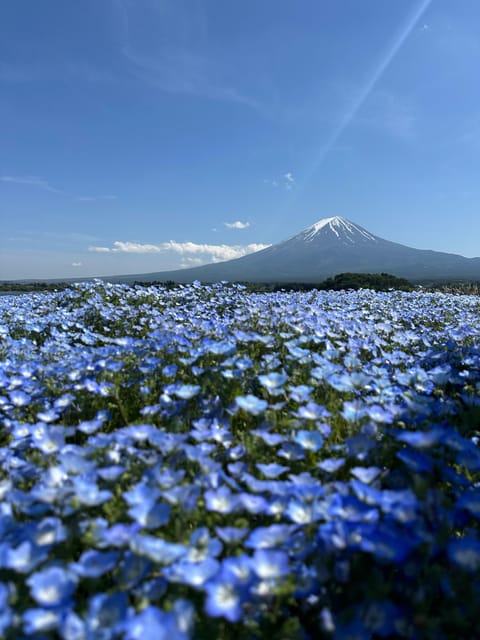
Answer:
[2,273,480,295]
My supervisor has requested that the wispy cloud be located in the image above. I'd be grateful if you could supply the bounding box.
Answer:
[224,220,250,229]
[264,173,295,190]
[0,175,65,194]
[88,240,270,263]
[356,89,416,140]
[263,179,279,188]
[113,0,263,111]
[1,174,117,201]
[284,172,295,190]
[72,262,83,267]
[77,195,118,202]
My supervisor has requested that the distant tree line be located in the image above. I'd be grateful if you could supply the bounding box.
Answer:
[264,272,413,292]
[0,282,71,293]
[2,274,480,295]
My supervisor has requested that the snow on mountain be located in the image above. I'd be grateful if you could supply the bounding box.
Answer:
[300,216,378,243]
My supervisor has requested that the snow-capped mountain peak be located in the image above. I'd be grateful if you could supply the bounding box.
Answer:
[301,216,377,243]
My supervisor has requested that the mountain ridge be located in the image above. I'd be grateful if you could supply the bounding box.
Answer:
[98,216,480,284]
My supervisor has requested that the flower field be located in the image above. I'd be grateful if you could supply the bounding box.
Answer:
[1,281,480,639]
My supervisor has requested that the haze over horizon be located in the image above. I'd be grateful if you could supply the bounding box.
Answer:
[2,0,480,280]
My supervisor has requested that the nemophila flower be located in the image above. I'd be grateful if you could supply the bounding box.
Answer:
[288,384,313,402]
[251,429,285,445]
[350,467,382,484]
[173,384,201,400]
[235,394,268,416]
[294,429,324,452]
[77,418,103,434]
[166,558,220,588]
[36,408,60,423]
[33,517,67,547]
[102,522,141,548]
[126,602,193,640]
[0,584,13,635]
[9,389,31,407]
[204,571,246,623]
[128,501,171,529]
[396,448,433,473]
[27,566,78,608]
[86,592,129,638]
[53,393,74,410]
[395,428,444,449]
[215,526,249,543]
[239,492,268,514]
[250,549,290,580]
[187,527,223,561]
[364,404,394,424]
[256,462,289,478]
[204,486,239,513]
[245,524,295,550]
[318,458,346,473]
[72,477,112,506]
[296,401,331,421]
[130,533,186,565]
[32,424,66,454]
[447,537,480,572]
[162,363,178,377]
[23,607,61,634]
[277,442,305,461]
[286,498,322,525]
[70,549,119,578]
[258,371,288,394]
[59,610,86,640]
[97,465,125,481]
[456,489,480,518]
[4,540,48,573]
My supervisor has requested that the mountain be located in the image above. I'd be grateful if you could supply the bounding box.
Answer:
[108,216,480,284]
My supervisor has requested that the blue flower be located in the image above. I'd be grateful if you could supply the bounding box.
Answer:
[245,524,295,549]
[294,429,324,452]
[256,462,289,478]
[235,394,268,416]
[165,558,220,588]
[23,608,61,634]
[447,537,480,572]
[258,372,288,394]
[130,534,186,565]
[60,610,86,640]
[86,592,129,638]
[317,458,346,473]
[70,550,119,578]
[350,467,382,484]
[250,549,290,580]
[204,572,245,622]
[204,486,239,514]
[173,384,201,400]
[27,566,77,607]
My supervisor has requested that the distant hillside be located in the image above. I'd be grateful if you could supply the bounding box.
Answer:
[105,216,480,284]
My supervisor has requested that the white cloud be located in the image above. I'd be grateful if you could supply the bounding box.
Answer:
[72,262,83,267]
[223,220,250,229]
[284,172,295,190]
[264,174,294,190]
[0,175,64,194]
[88,240,271,263]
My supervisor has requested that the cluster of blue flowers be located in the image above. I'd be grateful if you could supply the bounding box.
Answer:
[0,281,479,638]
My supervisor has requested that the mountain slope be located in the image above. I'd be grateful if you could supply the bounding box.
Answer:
[107,216,480,284]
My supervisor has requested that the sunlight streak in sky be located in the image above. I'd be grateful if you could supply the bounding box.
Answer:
[299,0,433,191]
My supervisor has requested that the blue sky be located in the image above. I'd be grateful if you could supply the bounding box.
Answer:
[2,0,480,280]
